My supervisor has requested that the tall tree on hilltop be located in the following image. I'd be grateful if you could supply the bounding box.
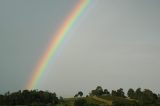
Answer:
[111,90,117,96]
[78,91,83,97]
[135,88,142,99]
[104,89,110,95]
[117,88,125,97]
[96,86,103,96]
[127,88,135,99]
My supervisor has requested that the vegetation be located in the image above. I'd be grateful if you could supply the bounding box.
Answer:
[74,91,83,98]
[0,86,160,106]
[0,90,58,106]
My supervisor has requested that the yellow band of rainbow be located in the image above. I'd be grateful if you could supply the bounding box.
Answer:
[27,0,92,90]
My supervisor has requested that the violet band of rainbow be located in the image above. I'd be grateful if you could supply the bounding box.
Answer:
[27,0,91,90]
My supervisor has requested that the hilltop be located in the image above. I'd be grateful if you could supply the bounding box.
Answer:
[58,95,138,106]
[0,86,160,106]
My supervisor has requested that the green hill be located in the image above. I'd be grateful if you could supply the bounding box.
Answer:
[1,87,160,106]
[57,95,137,106]
[58,96,108,106]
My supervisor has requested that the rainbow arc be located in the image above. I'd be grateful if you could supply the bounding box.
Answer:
[27,0,91,90]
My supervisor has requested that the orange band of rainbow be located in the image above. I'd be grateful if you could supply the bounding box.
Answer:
[27,0,91,90]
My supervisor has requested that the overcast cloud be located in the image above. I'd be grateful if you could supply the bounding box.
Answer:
[0,0,160,97]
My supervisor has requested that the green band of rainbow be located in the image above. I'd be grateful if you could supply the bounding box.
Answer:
[27,0,91,90]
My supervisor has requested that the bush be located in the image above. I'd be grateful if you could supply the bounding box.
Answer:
[74,98,100,106]
[74,98,87,106]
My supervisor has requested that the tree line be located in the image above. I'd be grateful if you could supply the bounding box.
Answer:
[0,86,160,106]
[0,90,58,106]
[89,86,160,106]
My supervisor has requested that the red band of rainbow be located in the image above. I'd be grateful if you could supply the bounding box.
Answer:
[27,0,91,90]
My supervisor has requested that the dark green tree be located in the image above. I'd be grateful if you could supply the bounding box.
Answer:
[95,86,103,96]
[78,91,83,97]
[135,88,142,99]
[127,88,135,98]
[117,88,125,97]
[111,90,117,96]
[91,86,103,96]
[103,89,110,95]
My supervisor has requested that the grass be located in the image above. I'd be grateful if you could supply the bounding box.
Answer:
[99,95,138,105]
[91,96,112,105]
[57,95,138,106]
[58,96,111,106]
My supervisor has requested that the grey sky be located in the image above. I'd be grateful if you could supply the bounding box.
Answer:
[0,0,160,97]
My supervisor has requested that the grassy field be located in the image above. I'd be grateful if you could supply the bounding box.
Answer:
[57,95,137,106]
[57,96,109,106]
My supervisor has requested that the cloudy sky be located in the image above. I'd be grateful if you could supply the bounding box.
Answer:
[0,0,160,97]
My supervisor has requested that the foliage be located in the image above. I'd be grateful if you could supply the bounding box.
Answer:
[78,91,83,97]
[0,86,160,106]
[74,98,99,106]
[74,91,83,98]
[127,88,135,98]
[91,86,110,96]
[0,90,59,105]
[74,98,87,106]
[90,86,160,106]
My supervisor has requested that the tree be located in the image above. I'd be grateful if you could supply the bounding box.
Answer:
[95,86,103,96]
[111,90,117,96]
[117,88,125,97]
[103,89,110,95]
[91,90,98,96]
[78,91,83,97]
[135,88,142,99]
[91,86,104,96]
[127,88,135,98]
[142,89,156,104]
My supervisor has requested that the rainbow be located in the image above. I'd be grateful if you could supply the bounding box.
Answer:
[27,0,92,90]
